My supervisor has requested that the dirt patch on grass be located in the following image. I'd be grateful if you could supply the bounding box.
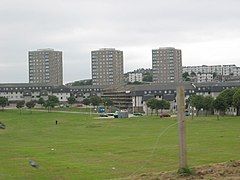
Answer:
[126,160,240,180]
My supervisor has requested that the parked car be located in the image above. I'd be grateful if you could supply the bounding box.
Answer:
[99,114,108,117]
[185,111,190,116]
[114,111,119,118]
[107,113,115,116]
[160,113,171,117]
[98,107,105,113]
[59,104,70,108]
[133,113,143,116]
[76,104,83,107]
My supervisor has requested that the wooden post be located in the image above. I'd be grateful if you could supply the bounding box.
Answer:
[177,85,187,169]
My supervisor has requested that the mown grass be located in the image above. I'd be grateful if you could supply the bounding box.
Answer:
[0,110,240,179]
[35,106,94,112]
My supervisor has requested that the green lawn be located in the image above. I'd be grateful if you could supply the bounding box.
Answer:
[35,106,94,112]
[0,110,240,179]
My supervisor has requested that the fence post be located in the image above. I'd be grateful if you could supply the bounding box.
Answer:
[177,85,188,169]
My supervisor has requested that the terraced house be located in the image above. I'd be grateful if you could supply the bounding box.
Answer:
[0,82,240,115]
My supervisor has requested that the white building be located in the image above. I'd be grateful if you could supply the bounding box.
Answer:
[0,84,70,102]
[183,65,221,75]
[197,73,213,83]
[183,64,238,76]
[233,67,240,76]
[222,64,236,75]
[128,73,143,82]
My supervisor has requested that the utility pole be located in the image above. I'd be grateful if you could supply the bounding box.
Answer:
[177,85,188,169]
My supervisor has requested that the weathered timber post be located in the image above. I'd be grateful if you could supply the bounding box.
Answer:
[177,85,188,169]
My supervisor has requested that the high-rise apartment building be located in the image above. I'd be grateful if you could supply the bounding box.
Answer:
[28,49,63,85]
[152,47,182,83]
[91,48,124,86]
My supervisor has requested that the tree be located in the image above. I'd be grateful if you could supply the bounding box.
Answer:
[26,100,36,114]
[163,100,170,110]
[185,77,191,81]
[82,98,91,106]
[155,100,163,116]
[0,97,8,111]
[102,97,113,106]
[217,89,236,108]
[232,89,240,116]
[203,96,214,116]
[102,97,113,112]
[16,100,25,114]
[190,71,196,77]
[71,79,92,86]
[156,100,170,115]
[182,72,189,79]
[190,95,204,116]
[37,97,45,107]
[44,95,59,112]
[90,96,101,108]
[216,88,240,116]
[212,96,228,119]
[67,96,76,106]
[213,72,217,79]
[182,72,190,81]
[146,98,157,116]
[142,72,153,82]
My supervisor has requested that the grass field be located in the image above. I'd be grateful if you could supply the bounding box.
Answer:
[0,109,240,179]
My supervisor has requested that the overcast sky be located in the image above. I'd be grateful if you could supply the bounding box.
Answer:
[1,0,240,84]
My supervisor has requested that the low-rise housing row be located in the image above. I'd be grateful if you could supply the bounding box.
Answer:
[183,64,240,76]
[1,82,240,114]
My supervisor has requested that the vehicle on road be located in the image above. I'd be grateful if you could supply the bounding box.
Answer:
[107,113,115,116]
[133,113,143,116]
[160,113,171,117]
[98,107,105,113]
[114,111,119,118]
[185,111,190,116]
[99,114,108,117]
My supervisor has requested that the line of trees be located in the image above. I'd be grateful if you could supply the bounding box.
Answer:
[189,95,214,116]
[2,87,240,116]
[145,87,240,118]
[0,95,114,113]
[82,96,113,109]
[213,87,240,116]
[146,98,170,116]
[189,87,240,117]
[15,96,60,113]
